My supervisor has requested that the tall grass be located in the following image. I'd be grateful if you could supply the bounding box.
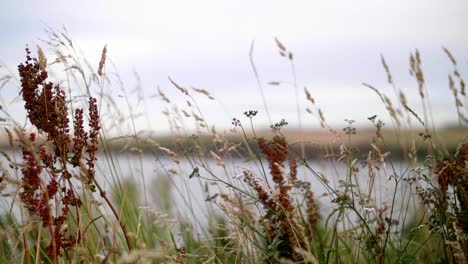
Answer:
[0,29,467,263]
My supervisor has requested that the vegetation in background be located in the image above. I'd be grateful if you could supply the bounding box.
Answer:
[0,29,467,263]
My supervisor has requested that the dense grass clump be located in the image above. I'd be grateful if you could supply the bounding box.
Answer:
[0,30,467,263]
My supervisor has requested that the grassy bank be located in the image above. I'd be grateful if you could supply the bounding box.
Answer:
[2,127,465,161]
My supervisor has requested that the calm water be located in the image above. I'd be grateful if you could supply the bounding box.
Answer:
[1,151,418,228]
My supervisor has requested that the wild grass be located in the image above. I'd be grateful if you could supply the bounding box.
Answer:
[0,29,467,263]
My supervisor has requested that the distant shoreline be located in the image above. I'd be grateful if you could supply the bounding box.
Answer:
[2,127,466,160]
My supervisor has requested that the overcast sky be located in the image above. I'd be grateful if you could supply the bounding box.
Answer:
[1,0,467,134]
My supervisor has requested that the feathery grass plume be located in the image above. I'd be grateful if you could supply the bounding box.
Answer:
[158,87,171,103]
[461,79,466,97]
[304,86,315,104]
[4,127,14,149]
[409,50,425,98]
[380,54,409,121]
[383,95,400,127]
[181,110,191,117]
[403,103,425,126]
[192,87,214,100]
[363,83,385,102]
[0,73,12,91]
[399,90,408,107]
[210,150,224,167]
[274,37,286,57]
[192,112,204,122]
[168,77,189,95]
[370,143,385,164]
[444,47,468,124]
[364,83,401,127]
[37,46,47,71]
[158,147,180,164]
[273,37,294,61]
[97,44,107,76]
[380,54,393,85]
[318,109,325,128]
[448,73,467,125]
[443,46,457,66]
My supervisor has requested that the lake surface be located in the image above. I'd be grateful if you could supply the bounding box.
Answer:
[0,151,420,230]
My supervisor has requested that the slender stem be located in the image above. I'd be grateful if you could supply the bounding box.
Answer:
[93,180,133,251]
[239,125,271,189]
[249,40,272,125]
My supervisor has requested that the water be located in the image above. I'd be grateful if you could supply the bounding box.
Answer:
[0,150,420,230]
[92,152,417,225]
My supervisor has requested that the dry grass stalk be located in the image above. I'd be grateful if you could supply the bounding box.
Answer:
[192,112,204,122]
[443,47,457,66]
[380,54,393,85]
[364,83,402,127]
[304,87,315,104]
[318,109,325,128]
[192,87,214,100]
[383,95,400,127]
[168,77,189,95]
[409,50,425,98]
[37,46,47,70]
[158,147,180,164]
[5,128,15,149]
[210,150,224,167]
[98,44,107,76]
[158,88,171,103]
[399,91,408,107]
[274,37,286,52]
[181,110,191,117]
[403,103,425,126]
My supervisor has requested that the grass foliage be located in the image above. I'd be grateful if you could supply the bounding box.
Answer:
[0,29,467,263]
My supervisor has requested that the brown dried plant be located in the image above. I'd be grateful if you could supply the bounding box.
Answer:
[242,135,319,261]
[435,143,468,232]
[16,48,130,262]
[416,143,468,261]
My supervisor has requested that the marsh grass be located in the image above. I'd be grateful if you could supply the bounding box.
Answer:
[0,29,467,263]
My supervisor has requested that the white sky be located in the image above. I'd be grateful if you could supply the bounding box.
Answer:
[1,0,467,134]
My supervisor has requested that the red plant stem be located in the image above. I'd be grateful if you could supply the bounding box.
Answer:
[93,180,133,251]
[22,234,30,264]
[44,197,58,264]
